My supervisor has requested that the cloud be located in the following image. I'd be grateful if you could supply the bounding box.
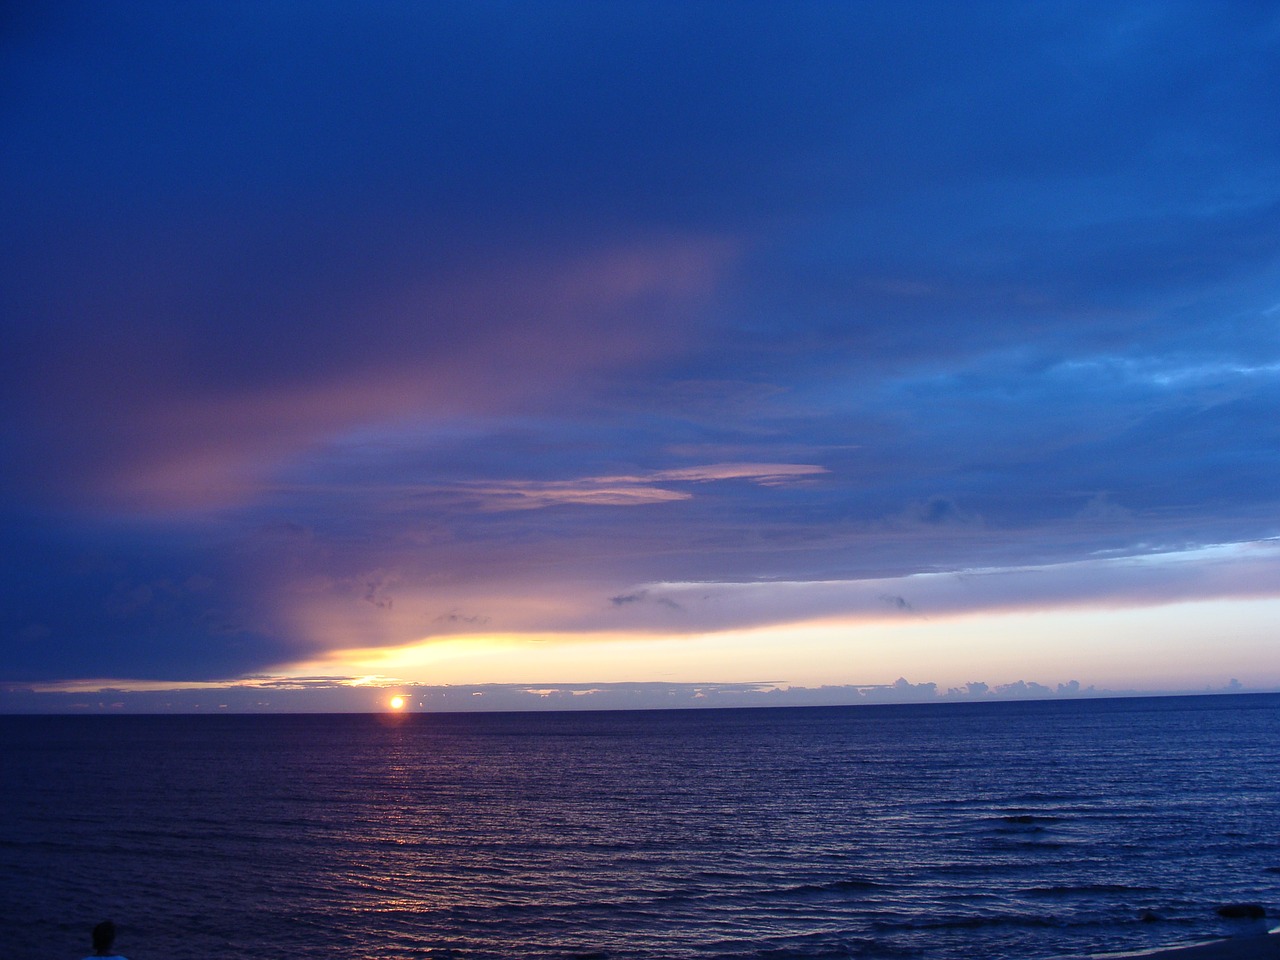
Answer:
[904,497,979,528]
[2,675,1268,715]
[593,540,1280,636]
[440,463,828,511]
[432,611,490,628]
[877,594,919,615]
[3,236,737,514]
[650,463,830,485]
[4,4,1280,688]
[456,481,691,511]
[609,590,682,611]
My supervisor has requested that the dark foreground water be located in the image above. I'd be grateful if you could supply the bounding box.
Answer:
[2,694,1278,960]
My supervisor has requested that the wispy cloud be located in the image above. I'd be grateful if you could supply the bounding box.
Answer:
[429,463,828,511]
[596,540,1280,634]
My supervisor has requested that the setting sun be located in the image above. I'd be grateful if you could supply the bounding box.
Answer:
[389,695,406,710]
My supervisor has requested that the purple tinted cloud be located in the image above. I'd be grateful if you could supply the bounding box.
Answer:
[3,2,1280,683]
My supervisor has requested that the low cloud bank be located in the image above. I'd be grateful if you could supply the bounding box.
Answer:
[0,676,1264,714]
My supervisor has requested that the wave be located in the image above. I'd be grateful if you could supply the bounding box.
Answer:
[998,814,1061,824]
[6,699,1280,960]
[876,913,1062,932]
[784,878,886,896]
[1022,883,1157,896]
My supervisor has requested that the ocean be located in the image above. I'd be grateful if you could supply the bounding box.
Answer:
[2,694,1277,960]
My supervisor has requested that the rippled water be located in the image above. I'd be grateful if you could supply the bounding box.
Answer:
[2,695,1278,960]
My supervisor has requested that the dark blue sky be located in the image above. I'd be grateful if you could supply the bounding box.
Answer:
[3,2,1279,698]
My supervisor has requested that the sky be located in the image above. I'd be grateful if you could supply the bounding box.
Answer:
[3,1,1280,712]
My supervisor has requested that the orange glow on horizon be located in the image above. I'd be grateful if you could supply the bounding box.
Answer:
[389,695,406,710]
[271,594,1280,694]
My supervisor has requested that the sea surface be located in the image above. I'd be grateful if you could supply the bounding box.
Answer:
[2,694,1278,960]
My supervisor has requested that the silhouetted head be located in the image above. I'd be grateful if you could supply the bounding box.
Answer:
[91,920,116,954]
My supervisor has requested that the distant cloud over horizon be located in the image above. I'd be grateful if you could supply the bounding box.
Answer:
[1,675,1267,716]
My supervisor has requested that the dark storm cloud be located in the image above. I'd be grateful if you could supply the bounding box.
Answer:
[3,2,1280,683]
[0,509,291,681]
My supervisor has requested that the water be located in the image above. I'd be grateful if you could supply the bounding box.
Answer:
[2,694,1278,960]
